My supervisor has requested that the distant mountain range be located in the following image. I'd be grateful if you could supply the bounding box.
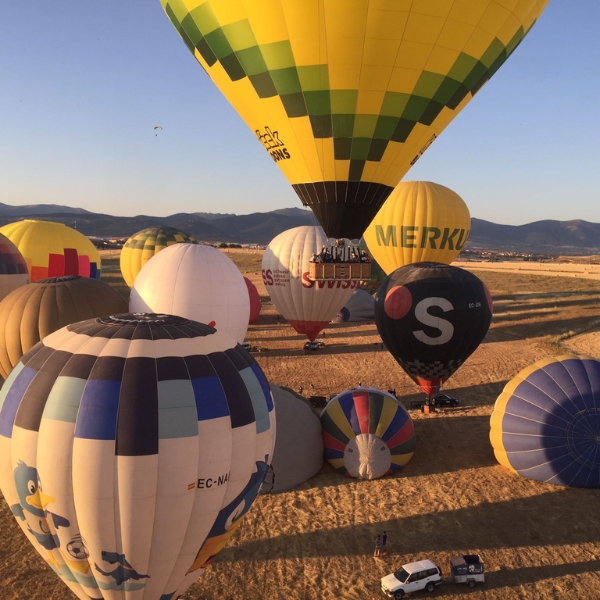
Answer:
[0,203,598,255]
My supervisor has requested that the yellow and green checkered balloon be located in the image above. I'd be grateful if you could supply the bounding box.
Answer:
[160,0,549,239]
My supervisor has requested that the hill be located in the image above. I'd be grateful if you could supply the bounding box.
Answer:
[1,203,599,253]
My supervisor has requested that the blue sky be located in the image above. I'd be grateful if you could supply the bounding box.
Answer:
[1,2,598,225]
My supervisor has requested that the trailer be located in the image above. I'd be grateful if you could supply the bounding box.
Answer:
[449,554,485,588]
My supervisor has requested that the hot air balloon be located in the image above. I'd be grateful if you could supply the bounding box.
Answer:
[490,355,600,488]
[244,277,262,323]
[262,226,356,341]
[0,220,101,281]
[0,313,275,599]
[363,181,470,274]
[321,387,415,479]
[130,243,250,343]
[0,276,128,379]
[120,226,197,287]
[0,233,29,301]
[332,289,375,323]
[261,385,323,493]
[375,262,492,396]
[160,0,549,239]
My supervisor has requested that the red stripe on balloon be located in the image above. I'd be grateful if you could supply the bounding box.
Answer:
[78,255,91,277]
[353,390,370,434]
[64,248,79,276]
[322,431,347,452]
[385,420,415,449]
[48,253,65,277]
[415,376,443,397]
[287,319,328,342]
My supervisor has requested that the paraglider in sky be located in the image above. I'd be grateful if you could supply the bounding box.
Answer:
[262,226,356,341]
[0,276,128,379]
[0,233,29,302]
[332,289,375,323]
[321,387,415,480]
[0,220,101,281]
[120,226,197,287]
[261,385,323,494]
[490,355,600,488]
[160,0,549,239]
[375,262,492,396]
[244,277,262,324]
[0,313,275,599]
[363,181,470,275]
[130,243,250,343]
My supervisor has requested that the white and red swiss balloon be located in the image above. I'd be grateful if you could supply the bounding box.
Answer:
[262,226,356,341]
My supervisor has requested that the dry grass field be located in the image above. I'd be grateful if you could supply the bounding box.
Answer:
[1,249,600,599]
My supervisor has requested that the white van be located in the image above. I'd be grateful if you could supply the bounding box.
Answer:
[381,559,443,598]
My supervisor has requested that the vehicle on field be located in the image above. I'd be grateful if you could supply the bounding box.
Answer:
[381,559,443,598]
[304,341,321,351]
[431,394,459,407]
[409,394,459,410]
[449,554,485,588]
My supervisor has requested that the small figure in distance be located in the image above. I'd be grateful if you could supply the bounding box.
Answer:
[381,530,388,556]
[374,535,382,557]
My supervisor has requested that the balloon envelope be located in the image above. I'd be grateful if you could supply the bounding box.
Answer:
[375,262,492,395]
[0,220,101,281]
[262,226,356,341]
[332,289,375,323]
[130,243,250,344]
[490,355,600,488]
[244,277,262,323]
[0,233,29,302]
[261,385,323,493]
[321,387,415,479]
[120,226,197,287]
[0,313,275,599]
[363,181,470,274]
[160,0,549,239]
[0,276,128,380]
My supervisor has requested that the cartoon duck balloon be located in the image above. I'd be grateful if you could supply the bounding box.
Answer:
[0,313,275,599]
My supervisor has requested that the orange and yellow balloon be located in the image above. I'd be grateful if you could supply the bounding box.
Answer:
[363,181,470,274]
[0,220,101,282]
[160,0,549,239]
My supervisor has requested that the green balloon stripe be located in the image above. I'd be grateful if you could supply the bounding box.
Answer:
[163,0,533,166]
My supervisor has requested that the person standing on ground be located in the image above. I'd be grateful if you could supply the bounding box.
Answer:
[374,535,382,557]
[382,531,388,555]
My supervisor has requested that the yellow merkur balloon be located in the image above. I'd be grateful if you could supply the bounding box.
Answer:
[363,181,470,274]
[160,0,549,239]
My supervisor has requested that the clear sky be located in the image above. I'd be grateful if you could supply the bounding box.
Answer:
[1,2,598,225]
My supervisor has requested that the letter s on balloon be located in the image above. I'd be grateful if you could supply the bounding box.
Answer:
[413,297,454,345]
[262,269,274,286]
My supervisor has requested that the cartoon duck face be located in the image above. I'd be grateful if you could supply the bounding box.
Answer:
[14,461,55,518]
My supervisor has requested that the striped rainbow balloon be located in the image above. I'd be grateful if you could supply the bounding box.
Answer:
[321,387,415,480]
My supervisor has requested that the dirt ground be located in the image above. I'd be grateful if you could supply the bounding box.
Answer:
[1,252,600,599]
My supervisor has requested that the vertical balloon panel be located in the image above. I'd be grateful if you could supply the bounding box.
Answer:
[0,314,275,599]
[160,0,549,239]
